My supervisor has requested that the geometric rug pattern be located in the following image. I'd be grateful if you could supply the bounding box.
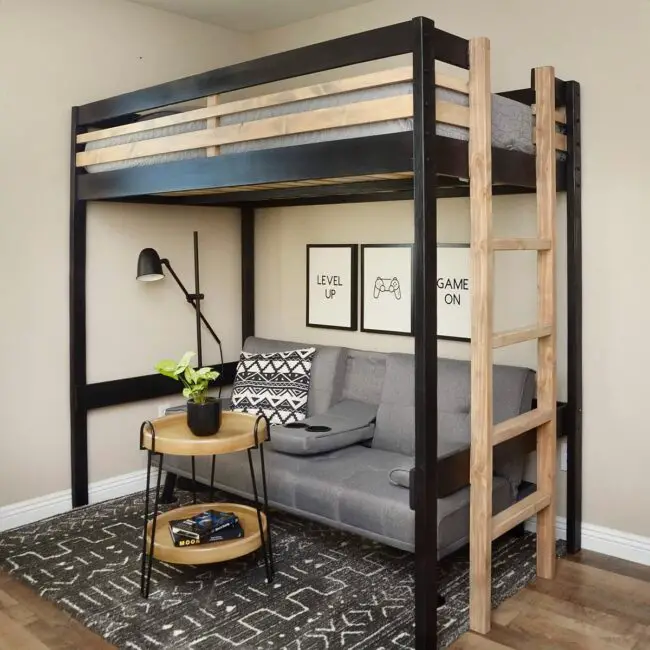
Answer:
[0,487,565,649]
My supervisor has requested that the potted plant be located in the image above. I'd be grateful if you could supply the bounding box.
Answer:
[155,351,222,436]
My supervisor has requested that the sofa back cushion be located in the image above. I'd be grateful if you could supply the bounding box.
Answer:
[242,336,347,416]
[370,353,415,456]
[372,354,536,490]
[340,349,387,405]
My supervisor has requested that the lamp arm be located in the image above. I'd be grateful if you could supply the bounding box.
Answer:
[161,258,222,346]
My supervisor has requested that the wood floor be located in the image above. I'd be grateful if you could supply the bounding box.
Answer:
[1,550,650,649]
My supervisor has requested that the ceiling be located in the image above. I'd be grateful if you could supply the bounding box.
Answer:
[130,0,371,32]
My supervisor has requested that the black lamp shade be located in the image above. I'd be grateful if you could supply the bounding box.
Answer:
[137,248,164,282]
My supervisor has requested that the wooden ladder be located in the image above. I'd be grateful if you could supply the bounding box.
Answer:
[468,37,558,635]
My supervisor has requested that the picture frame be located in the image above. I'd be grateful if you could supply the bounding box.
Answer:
[436,243,471,341]
[306,244,358,330]
[360,243,413,336]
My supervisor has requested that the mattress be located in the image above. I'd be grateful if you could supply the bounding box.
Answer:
[84,83,538,174]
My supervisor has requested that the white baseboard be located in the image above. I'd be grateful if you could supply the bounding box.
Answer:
[0,468,158,533]
[525,516,650,567]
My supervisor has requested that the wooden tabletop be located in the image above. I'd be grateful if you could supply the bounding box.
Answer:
[140,410,269,456]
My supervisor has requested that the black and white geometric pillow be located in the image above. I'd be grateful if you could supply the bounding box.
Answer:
[230,347,316,425]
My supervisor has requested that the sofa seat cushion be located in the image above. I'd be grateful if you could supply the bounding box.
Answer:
[172,444,512,553]
[230,346,316,425]
[269,400,377,455]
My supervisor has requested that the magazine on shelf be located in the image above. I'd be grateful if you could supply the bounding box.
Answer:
[168,509,244,547]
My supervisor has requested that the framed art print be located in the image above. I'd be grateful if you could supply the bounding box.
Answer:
[437,243,471,341]
[360,243,413,336]
[306,244,358,330]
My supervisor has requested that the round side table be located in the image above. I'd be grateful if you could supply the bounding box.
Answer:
[138,410,273,598]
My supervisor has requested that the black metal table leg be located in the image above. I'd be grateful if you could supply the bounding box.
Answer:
[210,454,216,502]
[191,455,197,504]
[248,415,274,584]
[258,441,274,573]
[140,448,153,597]
[139,421,164,599]
[161,471,177,505]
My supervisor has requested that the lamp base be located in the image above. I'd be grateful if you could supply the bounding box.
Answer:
[187,398,222,436]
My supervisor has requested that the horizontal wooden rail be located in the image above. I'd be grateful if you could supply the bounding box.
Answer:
[76,96,469,167]
[532,105,567,124]
[492,491,551,540]
[532,130,567,152]
[492,324,552,348]
[493,407,554,446]
[77,66,469,145]
[492,238,551,251]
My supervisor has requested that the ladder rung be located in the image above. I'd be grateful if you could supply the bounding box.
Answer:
[492,491,551,540]
[493,324,552,348]
[493,408,554,446]
[492,238,551,251]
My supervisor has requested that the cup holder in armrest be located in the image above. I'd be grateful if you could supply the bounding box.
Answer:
[282,422,332,433]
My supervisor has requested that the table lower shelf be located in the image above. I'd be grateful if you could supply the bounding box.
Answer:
[145,502,266,565]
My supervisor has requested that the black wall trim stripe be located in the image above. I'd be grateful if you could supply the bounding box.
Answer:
[83,362,238,410]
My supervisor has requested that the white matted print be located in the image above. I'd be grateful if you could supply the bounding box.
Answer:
[361,244,413,335]
[306,244,358,330]
[437,244,471,340]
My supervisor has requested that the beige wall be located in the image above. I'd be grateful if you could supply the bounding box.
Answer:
[0,0,252,507]
[251,0,650,537]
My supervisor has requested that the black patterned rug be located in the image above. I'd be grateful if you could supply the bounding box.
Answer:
[0,487,564,649]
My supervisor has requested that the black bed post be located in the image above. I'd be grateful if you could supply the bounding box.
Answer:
[565,81,582,554]
[241,206,255,343]
[412,16,439,649]
[70,106,89,508]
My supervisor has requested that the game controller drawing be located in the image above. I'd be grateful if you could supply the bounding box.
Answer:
[373,276,402,300]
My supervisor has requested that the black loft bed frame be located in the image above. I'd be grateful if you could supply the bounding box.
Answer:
[69,17,582,647]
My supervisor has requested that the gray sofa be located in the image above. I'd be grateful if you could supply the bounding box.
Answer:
[162,336,535,558]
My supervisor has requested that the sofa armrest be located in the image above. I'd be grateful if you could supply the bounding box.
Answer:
[270,400,377,455]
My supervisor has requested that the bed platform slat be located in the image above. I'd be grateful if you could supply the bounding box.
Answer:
[160,172,415,195]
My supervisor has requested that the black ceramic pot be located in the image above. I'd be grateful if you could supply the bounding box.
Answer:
[186,397,222,436]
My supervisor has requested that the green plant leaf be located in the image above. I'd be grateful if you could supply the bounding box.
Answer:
[175,351,195,375]
[196,367,219,381]
[155,359,180,380]
[184,366,198,385]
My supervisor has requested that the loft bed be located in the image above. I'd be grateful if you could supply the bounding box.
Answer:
[69,18,582,648]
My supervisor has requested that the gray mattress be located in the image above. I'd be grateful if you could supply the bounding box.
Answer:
[85,83,537,174]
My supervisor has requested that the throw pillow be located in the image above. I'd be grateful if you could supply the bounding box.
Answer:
[230,347,316,425]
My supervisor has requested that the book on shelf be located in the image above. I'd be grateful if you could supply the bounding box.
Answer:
[168,509,244,547]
